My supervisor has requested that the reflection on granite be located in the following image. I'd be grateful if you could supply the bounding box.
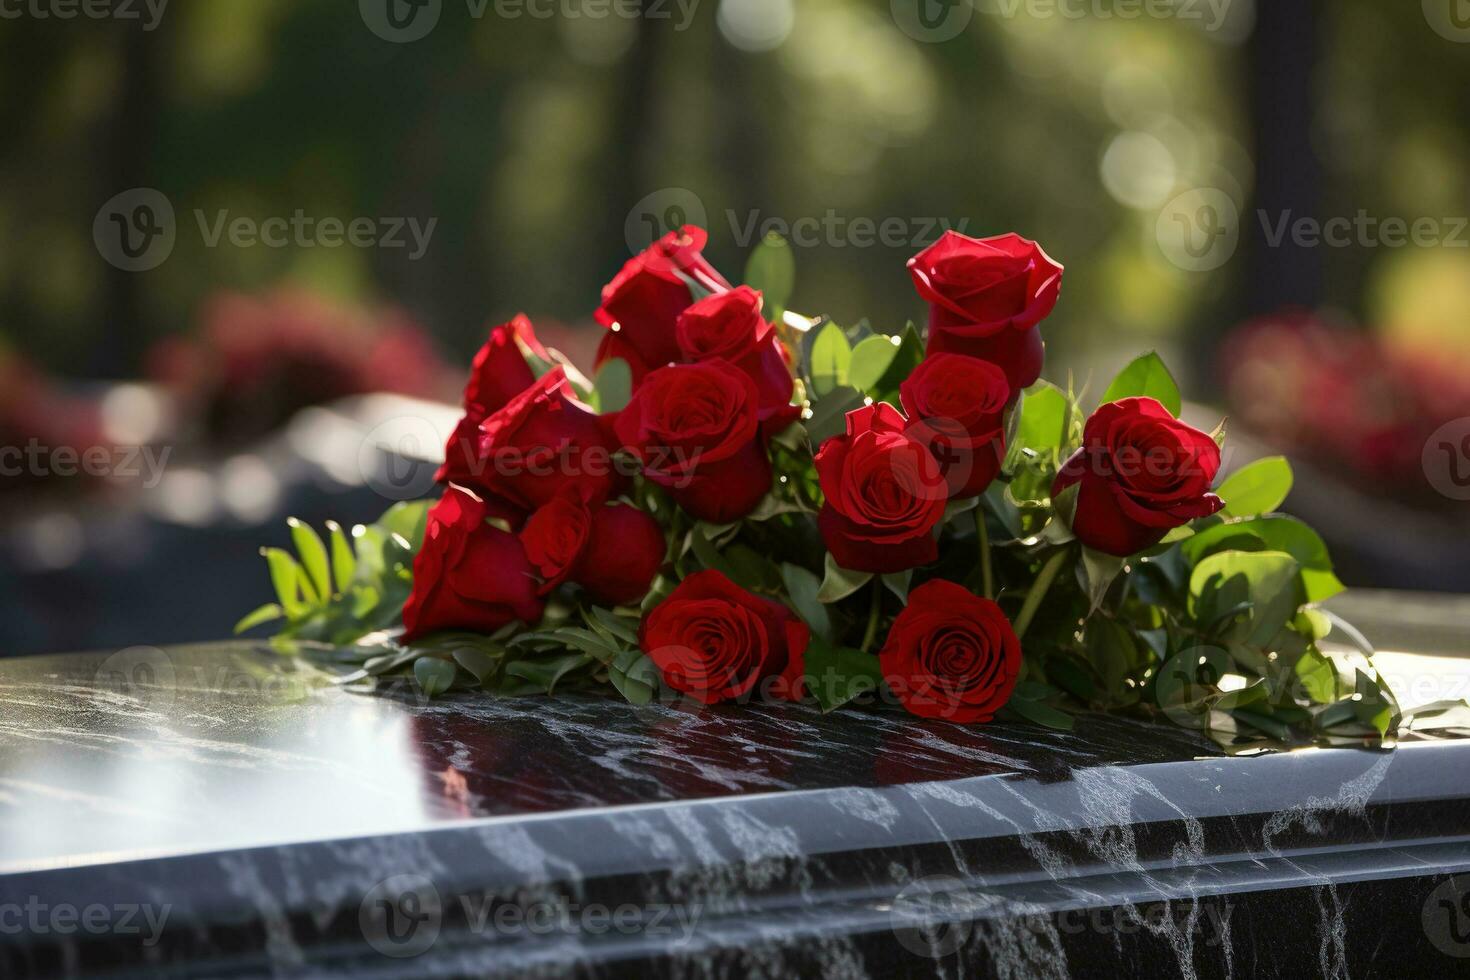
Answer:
[1,592,1468,977]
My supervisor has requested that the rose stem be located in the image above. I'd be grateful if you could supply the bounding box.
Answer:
[975,508,994,600]
[860,577,884,652]
[1013,549,1070,639]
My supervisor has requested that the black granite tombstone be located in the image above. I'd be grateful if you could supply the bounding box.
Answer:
[0,591,1467,978]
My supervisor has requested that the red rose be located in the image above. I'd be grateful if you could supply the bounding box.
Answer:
[900,353,1011,499]
[1053,397,1224,557]
[879,579,1021,723]
[402,487,544,643]
[676,286,800,430]
[438,315,546,485]
[595,226,732,383]
[814,402,948,574]
[613,359,772,523]
[474,367,624,509]
[640,570,809,705]
[520,490,666,605]
[908,231,1063,391]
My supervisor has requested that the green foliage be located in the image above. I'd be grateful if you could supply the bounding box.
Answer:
[744,232,795,323]
[238,500,429,646]
[1215,456,1294,519]
[1099,351,1182,416]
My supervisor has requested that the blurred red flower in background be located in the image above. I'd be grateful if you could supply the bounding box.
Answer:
[1220,310,1470,505]
[147,290,451,444]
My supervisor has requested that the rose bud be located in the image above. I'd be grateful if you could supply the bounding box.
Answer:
[1053,397,1224,557]
[675,286,801,430]
[595,226,731,383]
[613,359,773,523]
[438,314,547,486]
[814,402,948,574]
[900,353,1011,499]
[520,490,666,606]
[641,570,809,705]
[879,579,1021,723]
[474,366,624,510]
[402,487,544,643]
[908,231,1063,391]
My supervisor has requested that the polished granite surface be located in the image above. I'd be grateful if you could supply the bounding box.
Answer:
[1,590,1468,977]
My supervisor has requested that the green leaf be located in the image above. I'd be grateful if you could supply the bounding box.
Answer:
[1216,457,1294,520]
[801,636,882,713]
[871,324,925,400]
[1099,351,1182,417]
[1294,647,1338,703]
[805,386,866,446]
[809,323,852,397]
[505,652,594,694]
[1080,548,1126,612]
[451,647,502,684]
[288,518,332,603]
[326,522,356,594]
[882,570,912,604]
[609,648,661,705]
[744,232,795,322]
[817,554,874,603]
[1002,698,1076,731]
[780,563,833,641]
[1189,550,1304,647]
[378,500,431,551]
[591,357,633,414]
[234,603,283,635]
[586,606,640,647]
[848,335,900,394]
[261,548,308,617]
[413,657,457,698]
[1180,515,1343,603]
[1014,382,1075,454]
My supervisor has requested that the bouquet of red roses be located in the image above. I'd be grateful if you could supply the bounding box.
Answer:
[241,227,1434,752]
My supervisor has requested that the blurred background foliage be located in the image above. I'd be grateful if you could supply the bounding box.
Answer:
[2,0,1469,653]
